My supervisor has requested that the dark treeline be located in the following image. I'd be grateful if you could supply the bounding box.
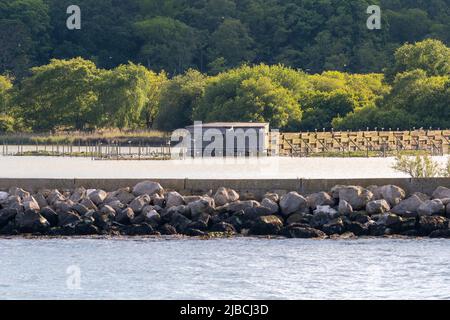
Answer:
[0,1,449,133]
[1,0,449,78]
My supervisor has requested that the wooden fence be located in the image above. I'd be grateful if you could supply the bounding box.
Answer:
[278,130,450,156]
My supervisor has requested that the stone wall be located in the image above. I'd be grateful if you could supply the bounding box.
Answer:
[1,178,450,199]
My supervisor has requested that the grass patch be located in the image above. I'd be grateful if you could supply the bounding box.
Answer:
[0,129,169,145]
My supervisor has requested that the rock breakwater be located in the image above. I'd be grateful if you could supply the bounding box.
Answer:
[1,182,450,239]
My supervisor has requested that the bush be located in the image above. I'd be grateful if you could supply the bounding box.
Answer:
[0,114,15,133]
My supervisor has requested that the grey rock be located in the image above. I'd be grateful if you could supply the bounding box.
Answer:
[47,189,66,205]
[0,208,18,228]
[70,187,86,202]
[58,211,81,227]
[338,186,373,210]
[40,207,58,227]
[264,193,279,203]
[338,200,353,215]
[214,187,239,207]
[211,222,236,233]
[279,192,307,216]
[132,181,164,196]
[376,185,406,207]
[432,186,450,200]
[80,198,98,211]
[219,200,260,213]
[23,196,40,212]
[322,218,345,235]
[15,210,49,233]
[115,208,134,225]
[417,199,445,216]
[282,225,326,239]
[391,195,424,216]
[366,199,390,215]
[307,192,334,210]
[129,195,151,213]
[417,216,448,236]
[165,191,185,208]
[115,188,136,204]
[88,189,107,205]
[249,215,283,235]
[261,198,279,215]
[188,197,215,220]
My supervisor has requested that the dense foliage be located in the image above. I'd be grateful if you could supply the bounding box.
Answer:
[1,0,449,77]
[0,0,449,133]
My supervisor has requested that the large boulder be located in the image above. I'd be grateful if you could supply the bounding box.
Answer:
[170,213,192,233]
[338,186,373,210]
[40,207,58,227]
[338,200,353,215]
[129,195,151,213]
[376,185,406,207]
[33,193,48,209]
[214,187,239,207]
[281,224,326,239]
[346,221,369,236]
[313,205,338,218]
[391,195,424,216]
[15,210,50,233]
[432,187,450,200]
[165,191,185,208]
[0,208,18,228]
[115,188,136,204]
[70,187,86,203]
[47,189,66,206]
[417,216,448,236]
[9,187,30,199]
[306,192,334,210]
[375,213,401,227]
[417,199,445,216]
[243,206,275,220]
[279,192,307,216]
[429,229,450,238]
[57,211,81,227]
[88,189,107,205]
[219,200,260,214]
[211,222,236,233]
[80,198,98,211]
[249,215,283,235]
[123,223,155,236]
[0,191,9,202]
[132,181,164,196]
[322,218,345,235]
[366,199,390,215]
[188,197,215,220]
[116,208,134,225]
[22,196,40,212]
[260,198,279,215]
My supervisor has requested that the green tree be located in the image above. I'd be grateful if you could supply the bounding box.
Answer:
[15,58,102,131]
[134,16,200,74]
[208,18,255,69]
[155,69,207,131]
[387,39,450,80]
[194,64,309,129]
[97,63,167,129]
[0,75,12,114]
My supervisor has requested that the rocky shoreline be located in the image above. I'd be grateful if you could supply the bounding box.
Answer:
[1,181,450,239]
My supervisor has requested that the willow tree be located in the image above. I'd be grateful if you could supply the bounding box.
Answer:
[97,63,167,129]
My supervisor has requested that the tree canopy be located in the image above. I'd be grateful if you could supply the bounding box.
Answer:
[1,0,449,78]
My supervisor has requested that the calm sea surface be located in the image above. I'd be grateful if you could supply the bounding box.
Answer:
[0,237,449,300]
